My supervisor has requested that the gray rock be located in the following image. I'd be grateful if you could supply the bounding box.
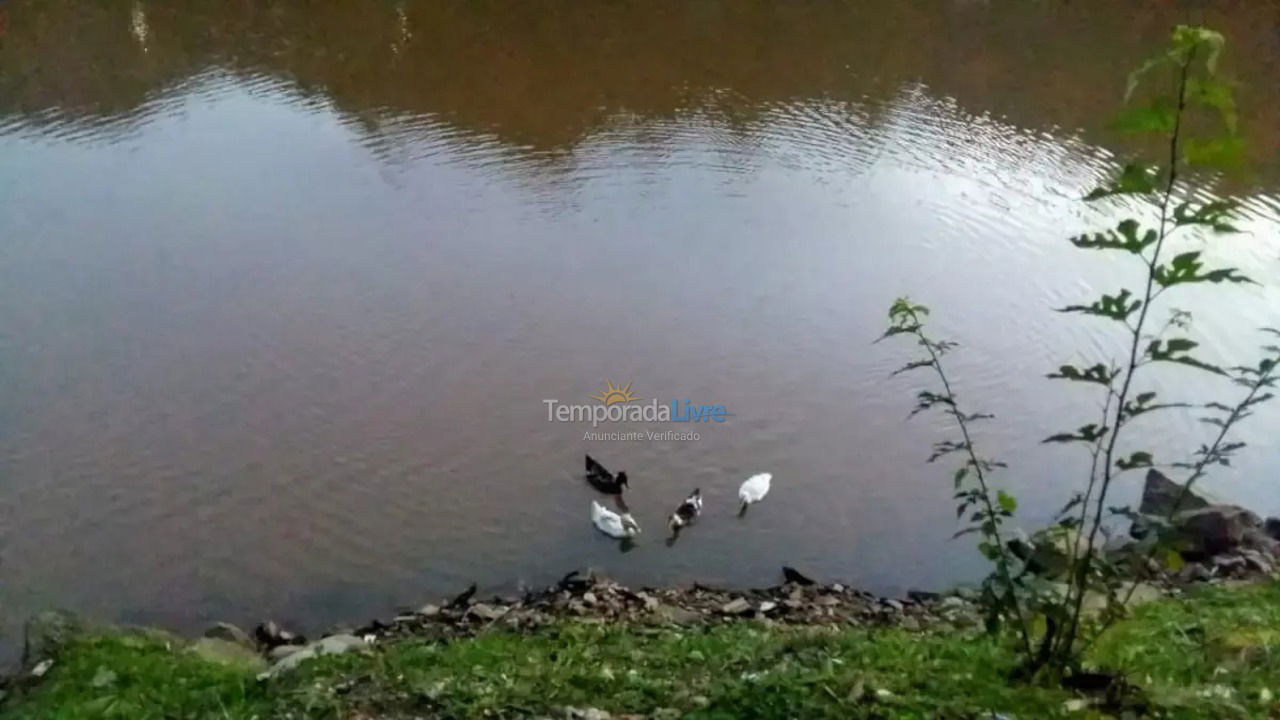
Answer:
[1103,535,1137,557]
[261,634,369,677]
[417,603,442,617]
[268,644,304,662]
[1007,527,1081,578]
[1265,517,1280,541]
[652,604,701,625]
[1238,549,1275,575]
[1129,514,1154,540]
[1243,529,1280,558]
[758,601,778,614]
[203,622,254,650]
[22,610,83,669]
[1177,562,1214,584]
[1139,469,1208,516]
[781,566,816,586]
[467,603,508,622]
[1211,554,1247,575]
[720,598,752,616]
[1176,505,1262,557]
[187,638,268,672]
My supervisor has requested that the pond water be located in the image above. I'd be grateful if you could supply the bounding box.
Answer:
[1,0,1279,651]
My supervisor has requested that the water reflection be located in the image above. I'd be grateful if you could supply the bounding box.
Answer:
[1,0,1278,185]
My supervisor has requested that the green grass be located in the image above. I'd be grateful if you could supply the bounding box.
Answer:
[5,582,1279,719]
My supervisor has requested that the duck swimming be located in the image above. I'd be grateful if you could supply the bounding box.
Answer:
[584,454,629,495]
[667,488,703,534]
[738,472,772,514]
[591,500,641,539]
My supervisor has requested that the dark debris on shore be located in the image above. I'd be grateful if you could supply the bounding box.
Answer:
[335,568,979,648]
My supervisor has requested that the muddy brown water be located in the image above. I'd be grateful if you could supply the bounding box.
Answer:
[1,0,1278,656]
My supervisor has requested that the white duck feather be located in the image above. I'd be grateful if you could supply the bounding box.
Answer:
[738,473,772,510]
[591,500,640,538]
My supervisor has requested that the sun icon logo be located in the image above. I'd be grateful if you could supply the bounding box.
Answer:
[590,381,640,406]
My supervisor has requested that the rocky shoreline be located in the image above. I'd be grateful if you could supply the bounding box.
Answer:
[235,470,1280,679]
[1009,470,1280,588]
[14,469,1280,687]
[184,567,986,680]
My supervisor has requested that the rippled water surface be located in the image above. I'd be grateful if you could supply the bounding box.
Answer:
[1,0,1279,650]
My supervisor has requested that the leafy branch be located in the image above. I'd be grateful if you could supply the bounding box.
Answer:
[880,298,1033,658]
[1078,337,1280,655]
[880,26,1269,681]
[1048,26,1256,667]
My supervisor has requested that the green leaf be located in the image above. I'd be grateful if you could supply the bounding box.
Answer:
[1069,219,1157,254]
[1186,75,1238,133]
[1116,451,1154,470]
[929,439,970,463]
[1059,289,1142,322]
[1147,338,1227,376]
[1125,54,1175,103]
[1164,549,1185,572]
[1047,364,1118,386]
[890,359,935,377]
[1172,200,1241,233]
[888,297,930,320]
[1084,164,1159,200]
[1122,390,1190,421]
[1153,251,1253,288]
[1183,135,1245,170]
[1054,493,1084,519]
[1112,100,1176,134]
[1124,27,1224,104]
[978,541,1000,561]
[1043,423,1108,444]
[953,467,969,489]
[1171,25,1225,75]
[910,390,955,418]
[997,490,1018,514]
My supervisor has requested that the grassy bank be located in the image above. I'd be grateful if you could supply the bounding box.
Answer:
[4,581,1278,719]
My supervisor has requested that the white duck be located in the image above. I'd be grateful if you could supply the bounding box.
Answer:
[591,500,641,539]
[738,473,772,513]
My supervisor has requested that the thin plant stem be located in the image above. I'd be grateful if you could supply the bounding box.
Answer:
[1057,49,1194,663]
[908,319,1034,659]
[1075,358,1278,657]
[1053,389,1115,657]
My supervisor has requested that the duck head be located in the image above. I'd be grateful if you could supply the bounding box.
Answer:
[615,471,629,489]
[621,513,641,536]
